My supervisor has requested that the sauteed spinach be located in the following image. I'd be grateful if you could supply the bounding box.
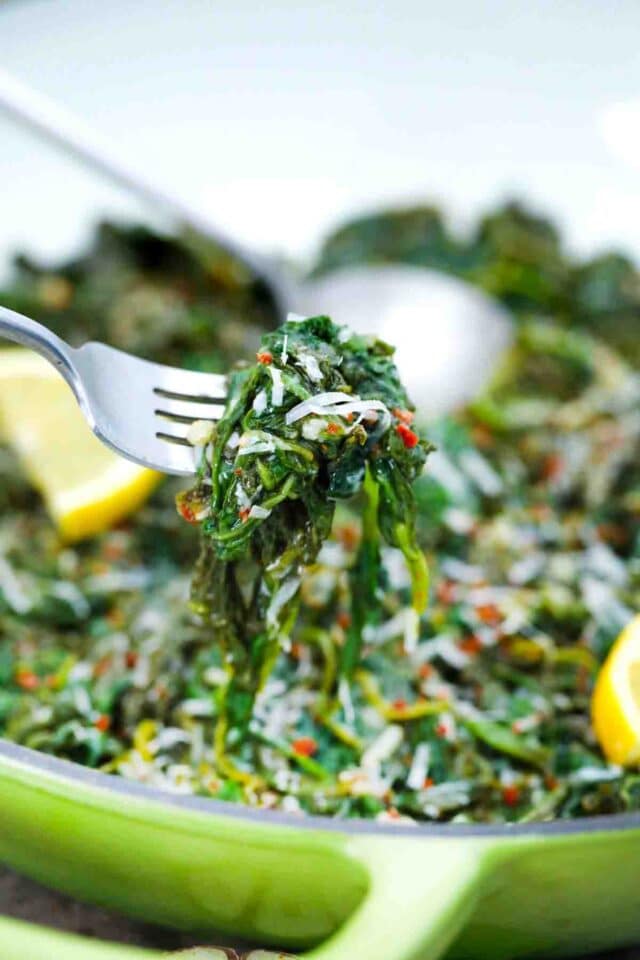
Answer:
[178,315,429,779]
[0,206,639,823]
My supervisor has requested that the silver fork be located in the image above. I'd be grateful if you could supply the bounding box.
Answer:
[0,305,227,475]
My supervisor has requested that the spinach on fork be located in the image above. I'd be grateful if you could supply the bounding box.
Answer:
[178,315,431,775]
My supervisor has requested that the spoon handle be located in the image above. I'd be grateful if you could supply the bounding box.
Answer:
[0,68,286,305]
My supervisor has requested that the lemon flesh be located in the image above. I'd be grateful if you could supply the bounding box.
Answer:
[0,349,160,542]
[592,614,640,766]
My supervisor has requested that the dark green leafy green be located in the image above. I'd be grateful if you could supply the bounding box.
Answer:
[179,315,430,769]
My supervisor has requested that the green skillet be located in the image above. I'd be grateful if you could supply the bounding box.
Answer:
[1,738,639,960]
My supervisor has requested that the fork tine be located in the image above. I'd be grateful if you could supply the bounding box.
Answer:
[154,411,197,426]
[153,367,227,401]
[153,397,225,422]
[155,430,194,447]
[154,386,224,404]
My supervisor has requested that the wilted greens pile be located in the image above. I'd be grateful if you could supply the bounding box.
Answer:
[0,204,639,823]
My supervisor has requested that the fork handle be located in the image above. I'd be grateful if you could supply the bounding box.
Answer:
[0,305,76,380]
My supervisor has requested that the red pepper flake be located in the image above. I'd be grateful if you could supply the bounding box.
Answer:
[459,634,483,655]
[436,580,456,605]
[395,423,419,449]
[596,523,627,546]
[471,424,494,449]
[541,452,564,482]
[256,350,273,365]
[125,651,138,669]
[502,785,521,807]
[385,806,402,819]
[392,698,407,713]
[238,507,251,523]
[15,669,39,691]
[435,721,448,738]
[544,774,559,790]
[94,714,111,733]
[418,663,433,679]
[423,777,434,789]
[176,496,199,524]
[326,421,342,436]
[344,412,354,423]
[102,541,125,562]
[335,523,360,551]
[233,467,244,477]
[531,502,552,521]
[292,736,318,757]
[92,655,112,678]
[337,611,352,629]
[290,642,302,660]
[476,603,501,626]
[392,407,415,425]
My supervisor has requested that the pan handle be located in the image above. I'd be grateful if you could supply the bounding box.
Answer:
[0,837,498,960]
[302,834,498,960]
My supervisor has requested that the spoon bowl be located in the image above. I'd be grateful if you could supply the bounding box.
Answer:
[297,263,513,416]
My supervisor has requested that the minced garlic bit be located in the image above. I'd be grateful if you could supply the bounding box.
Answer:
[186,419,215,447]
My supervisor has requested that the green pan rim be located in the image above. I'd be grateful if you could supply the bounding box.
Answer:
[2,737,640,838]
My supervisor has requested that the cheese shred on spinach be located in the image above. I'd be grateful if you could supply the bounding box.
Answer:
[177,315,430,774]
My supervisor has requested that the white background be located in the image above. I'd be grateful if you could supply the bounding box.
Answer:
[1,0,639,272]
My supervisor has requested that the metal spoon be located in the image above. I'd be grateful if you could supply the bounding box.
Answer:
[0,69,512,415]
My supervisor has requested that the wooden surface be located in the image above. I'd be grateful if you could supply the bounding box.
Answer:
[1,867,639,958]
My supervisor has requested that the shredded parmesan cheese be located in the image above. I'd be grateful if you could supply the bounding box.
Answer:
[252,390,267,415]
[270,366,284,407]
[407,743,431,790]
[285,392,389,425]
[362,725,403,768]
[296,352,324,383]
[249,504,271,520]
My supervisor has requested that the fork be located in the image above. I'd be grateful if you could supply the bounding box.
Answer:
[0,305,227,475]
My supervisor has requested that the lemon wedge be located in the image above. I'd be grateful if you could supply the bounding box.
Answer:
[0,348,160,542]
[592,614,640,765]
